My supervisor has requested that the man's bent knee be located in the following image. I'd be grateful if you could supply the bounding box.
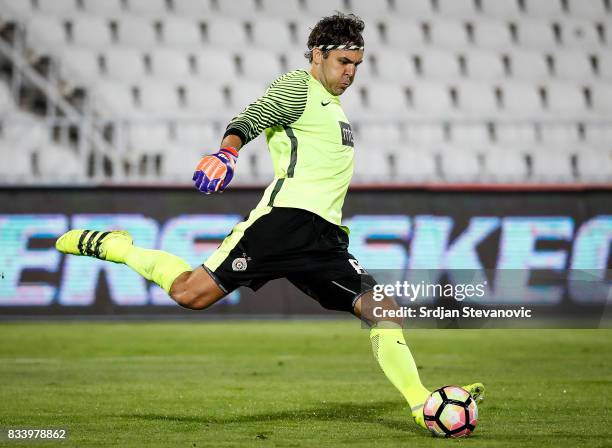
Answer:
[354,291,405,327]
[169,267,226,310]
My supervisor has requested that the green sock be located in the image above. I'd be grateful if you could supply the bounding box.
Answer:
[123,246,192,294]
[370,321,431,417]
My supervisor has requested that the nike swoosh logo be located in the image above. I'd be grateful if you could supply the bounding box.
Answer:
[396,340,406,346]
[321,100,331,106]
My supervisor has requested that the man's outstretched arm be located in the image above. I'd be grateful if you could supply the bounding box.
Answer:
[192,71,309,194]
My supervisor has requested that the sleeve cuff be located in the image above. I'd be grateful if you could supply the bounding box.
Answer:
[223,128,247,145]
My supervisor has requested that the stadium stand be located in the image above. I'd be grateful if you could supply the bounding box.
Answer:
[0,0,610,185]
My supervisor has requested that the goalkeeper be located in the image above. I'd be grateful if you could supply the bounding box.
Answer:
[56,13,483,430]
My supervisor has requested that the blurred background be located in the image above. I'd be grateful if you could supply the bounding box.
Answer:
[1,0,611,185]
[0,0,610,317]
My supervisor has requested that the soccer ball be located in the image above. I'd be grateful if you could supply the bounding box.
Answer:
[423,386,478,438]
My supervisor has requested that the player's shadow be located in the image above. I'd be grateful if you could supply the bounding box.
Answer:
[125,401,417,433]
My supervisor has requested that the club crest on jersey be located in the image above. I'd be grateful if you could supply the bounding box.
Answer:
[339,121,354,147]
[232,257,248,271]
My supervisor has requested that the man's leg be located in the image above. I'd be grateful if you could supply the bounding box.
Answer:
[55,229,226,309]
[354,292,431,429]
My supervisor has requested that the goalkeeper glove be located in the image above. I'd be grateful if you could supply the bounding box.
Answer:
[192,147,239,194]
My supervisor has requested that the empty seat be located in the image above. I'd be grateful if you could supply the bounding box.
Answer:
[495,123,538,146]
[553,51,594,80]
[103,48,147,80]
[437,0,478,18]
[472,20,513,50]
[395,149,437,182]
[584,122,612,147]
[59,48,102,83]
[161,18,203,47]
[162,144,204,182]
[500,82,542,115]
[596,51,612,80]
[394,0,435,18]
[545,82,586,116]
[417,50,461,79]
[485,150,528,181]
[427,20,470,48]
[0,147,32,179]
[480,0,523,19]
[440,148,481,182]
[409,81,455,116]
[539,123,581,147]
[260,0,302,18]
[93,81,138,117]
[138,81,181,115]
[127,122,171,149]
[360,19,383,49]
[149,49,193,79]
[0,0,33,18]
[384,20,424,48]
[338,88,363,114]
[560,20,601,49]
[283,51,310,72]
[353,143,393,182]
[458,82,498,115]
[367,84,411,117]
[81,0,125,16]
[303,0,346,17]
[36,0,78,16]
[230,81,267,110]
[524,0,565,18]
[174,121,217,147]
[172,0,213,16]
[531,151,574,182]
[237,50,284,80]
[127,0,168,15]
[1,116,50,147]
[37,145,83,180]
[205,18,248,48]
[217,0,258,18]
[516,20,558,48]
[508,51,549,80]
[71,17,113,47]
[26,16,66,51]
[577,150,612,181]
[466,51,505,80]
[293,20,315,49]
[116,17,158,47]
[195,49,237,80]
[348,0,391,20]
[405,123,446,145]
[371,50,416,81]
[243,139,275,182]
[358,123,402,142]
[567,0,608,19]
[184,82,227,114]
[590,84,612,114]
[250,18,293,50]
[450,123,490,145]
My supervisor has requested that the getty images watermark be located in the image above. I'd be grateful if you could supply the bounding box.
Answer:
[370,280,533,320]
[361,270,611,328]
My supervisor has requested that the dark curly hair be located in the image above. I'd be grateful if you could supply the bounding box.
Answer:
[304,12,365,62]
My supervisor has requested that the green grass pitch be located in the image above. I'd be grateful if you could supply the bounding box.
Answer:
[0,321,610,447]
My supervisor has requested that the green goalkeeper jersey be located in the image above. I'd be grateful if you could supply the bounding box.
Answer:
[225,70,355,227]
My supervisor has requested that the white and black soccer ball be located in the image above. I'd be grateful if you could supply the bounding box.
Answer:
[423,385,478,438]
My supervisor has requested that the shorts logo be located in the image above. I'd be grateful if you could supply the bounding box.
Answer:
[349,258,366,274]
[232,257,248,271]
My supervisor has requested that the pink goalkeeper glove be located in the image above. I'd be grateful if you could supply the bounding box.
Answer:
[192,147,239,194]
